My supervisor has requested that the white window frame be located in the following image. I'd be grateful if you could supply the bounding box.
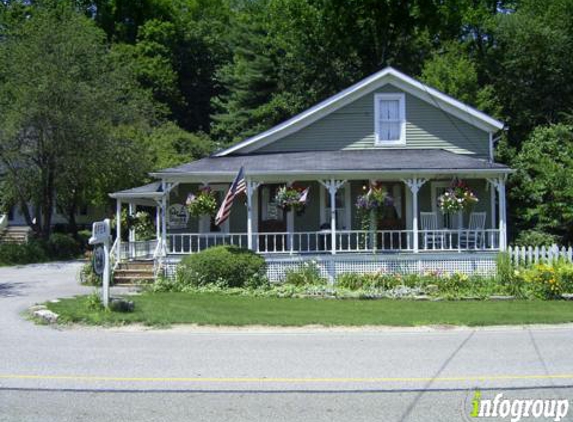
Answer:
[374,93,406,145]
[319,184,351,230]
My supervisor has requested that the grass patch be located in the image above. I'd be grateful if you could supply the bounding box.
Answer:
[46,292,573,327]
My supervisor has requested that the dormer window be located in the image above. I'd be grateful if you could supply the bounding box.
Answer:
[374,93,406,145]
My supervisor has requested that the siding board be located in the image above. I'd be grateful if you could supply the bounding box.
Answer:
[257,84,490,157]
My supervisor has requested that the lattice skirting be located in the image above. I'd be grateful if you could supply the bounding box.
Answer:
[162,252,498,282]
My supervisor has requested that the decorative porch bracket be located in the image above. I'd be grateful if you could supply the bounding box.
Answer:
[402,178,427,253]
[319,179,347,255]
[246,178,261,251]
[487,176,507,251]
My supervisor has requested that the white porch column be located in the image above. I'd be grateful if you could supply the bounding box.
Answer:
[246,178,261,251]
[320,179,346,255]
[116,199,122,262]
[155,202,161,241]
[499,177,507,251]
[161,181,168,256]
[128,202,136,258]
[487,176,507,251]
[403,178,427,253]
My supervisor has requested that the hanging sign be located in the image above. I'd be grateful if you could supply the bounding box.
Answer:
[167,204,189,229]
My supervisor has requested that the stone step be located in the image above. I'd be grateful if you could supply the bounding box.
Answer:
[117,261,154,271]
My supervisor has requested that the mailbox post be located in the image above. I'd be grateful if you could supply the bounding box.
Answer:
[89,219,111,308]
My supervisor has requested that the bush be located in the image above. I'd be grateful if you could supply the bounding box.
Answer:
[77,230,92,253]
[521,263,564,299]
[176,245,266,288]
[513,230,558,247]
[0,240,48,265]
[283,261,326,286]
[47,233,81,260]
[79,262,102,286]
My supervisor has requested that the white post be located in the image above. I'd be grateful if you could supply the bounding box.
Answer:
[128,202,135,258]
[319,179,346,255]
[403,178,427,253]
[102,232,110,308]
[499,177,507,251]
[487,176,507,251]
[155,203,161,241]
[116,199,122,262]
[161,181,168,256]
[246,179,260,251]
[329,181,337,255]
[286,181,294,254]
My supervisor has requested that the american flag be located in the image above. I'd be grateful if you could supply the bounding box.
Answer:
[214,166,246,226]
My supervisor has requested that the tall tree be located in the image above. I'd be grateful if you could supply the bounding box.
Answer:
[0,1,156,238]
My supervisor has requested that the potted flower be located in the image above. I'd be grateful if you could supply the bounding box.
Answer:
[186,186,217,217]
[437,179,478,213]
[275,185,308,213]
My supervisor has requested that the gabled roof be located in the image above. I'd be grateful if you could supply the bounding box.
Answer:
[215,67,504,157]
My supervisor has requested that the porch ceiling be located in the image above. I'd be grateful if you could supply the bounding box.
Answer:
[151,149,510,180]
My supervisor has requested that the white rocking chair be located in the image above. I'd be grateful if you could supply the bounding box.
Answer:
[420,212,444,250]
[460,212,487,249]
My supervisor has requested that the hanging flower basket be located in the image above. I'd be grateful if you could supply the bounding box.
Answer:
[275,185,308,212]
[437,179,478,213]
[186,186,217,217]
[355,187,388,212]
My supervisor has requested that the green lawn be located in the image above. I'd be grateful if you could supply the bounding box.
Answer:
[45,293,573,327]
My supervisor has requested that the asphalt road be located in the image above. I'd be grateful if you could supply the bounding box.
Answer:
[1,262,573,421]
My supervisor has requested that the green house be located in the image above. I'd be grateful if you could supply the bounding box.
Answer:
[110,67,511,281]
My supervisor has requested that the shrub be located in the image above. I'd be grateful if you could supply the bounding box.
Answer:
[0,240,48,265]
[79,262,102,286]
[513,230,558,247]
[47,233,81,260]
[283,261,326,286]
[77,230,92,253]
[521,263,563,299]
[176,245,266,288]
[336,272,402,290]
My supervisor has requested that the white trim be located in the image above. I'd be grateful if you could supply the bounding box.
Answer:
[374,93,406,145]
[215,67,504,157]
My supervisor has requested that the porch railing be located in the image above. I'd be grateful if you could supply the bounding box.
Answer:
[118,239,158,260]
[166,229,500,255]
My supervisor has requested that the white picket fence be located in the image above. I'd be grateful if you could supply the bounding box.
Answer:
[509,244,573,266]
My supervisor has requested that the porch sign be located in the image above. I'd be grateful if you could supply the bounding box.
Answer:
[89,219,111,308]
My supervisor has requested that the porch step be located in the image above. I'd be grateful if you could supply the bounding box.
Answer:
[113,261,155,286]
[0,226,31,244]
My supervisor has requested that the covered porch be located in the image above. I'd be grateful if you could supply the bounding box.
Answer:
[109,149,510,272]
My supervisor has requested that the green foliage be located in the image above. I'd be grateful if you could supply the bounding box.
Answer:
[186,187,217,217]
[86,290,103,311]
[514,231,558,247]
[79,262,102,286]
[176,245,266,288]
[0,1,157,238]
[520,263,564,300]
[0,240,48,266]
[283,261,326,286]
[47,233,81,260]
[511,124,573,243]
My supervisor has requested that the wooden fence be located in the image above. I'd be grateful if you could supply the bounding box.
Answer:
[508,244,573,266]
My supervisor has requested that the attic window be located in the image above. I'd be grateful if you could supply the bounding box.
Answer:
[374,93,406,145]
